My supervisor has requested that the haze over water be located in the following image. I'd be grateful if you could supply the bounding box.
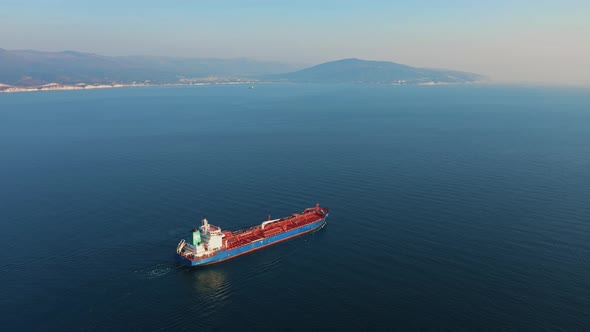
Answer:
[1,84,590,330]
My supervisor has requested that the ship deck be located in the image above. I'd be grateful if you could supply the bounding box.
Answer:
[224,208,327,250]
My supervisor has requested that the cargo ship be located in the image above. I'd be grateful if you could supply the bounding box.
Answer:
[176,204,329,267]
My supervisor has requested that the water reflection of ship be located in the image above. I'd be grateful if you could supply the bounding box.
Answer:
[194,269,226,290]
[191,269,231,312]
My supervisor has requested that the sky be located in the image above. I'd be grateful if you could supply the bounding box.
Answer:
[1,0,589,85]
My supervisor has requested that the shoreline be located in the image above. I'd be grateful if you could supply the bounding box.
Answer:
[0,81,256,94]
[0,81,493,94]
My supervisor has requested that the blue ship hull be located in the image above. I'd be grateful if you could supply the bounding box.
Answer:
[177,217,327,267]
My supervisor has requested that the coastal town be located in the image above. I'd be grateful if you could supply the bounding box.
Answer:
[0,78,258,93]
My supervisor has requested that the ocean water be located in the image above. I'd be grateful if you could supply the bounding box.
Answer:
[1,84,590,331]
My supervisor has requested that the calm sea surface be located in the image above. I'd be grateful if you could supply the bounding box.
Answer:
[1,84,590,331]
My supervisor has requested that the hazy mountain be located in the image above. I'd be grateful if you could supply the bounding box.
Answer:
[0,48,304,86]
[0,50,486,87]
[268,58,486,84]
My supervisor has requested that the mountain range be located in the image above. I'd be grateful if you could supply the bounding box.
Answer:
[0,49,486,88]
[0,49,303,86]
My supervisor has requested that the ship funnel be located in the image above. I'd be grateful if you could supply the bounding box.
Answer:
[192,228,201,246]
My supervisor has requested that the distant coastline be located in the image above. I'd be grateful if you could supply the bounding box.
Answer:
[0,81,257,93]
[0,50,488,93]
[0,80,486,93]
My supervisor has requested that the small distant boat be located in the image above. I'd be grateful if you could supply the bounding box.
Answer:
[248,85,255,89]
[176,204,329,267]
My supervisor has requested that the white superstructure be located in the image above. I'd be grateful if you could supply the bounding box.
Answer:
[177,218,226,258]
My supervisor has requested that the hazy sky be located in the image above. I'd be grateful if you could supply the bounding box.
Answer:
[1,0,589,85]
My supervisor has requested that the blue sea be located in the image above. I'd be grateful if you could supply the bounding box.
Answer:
[1,84,590,331]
